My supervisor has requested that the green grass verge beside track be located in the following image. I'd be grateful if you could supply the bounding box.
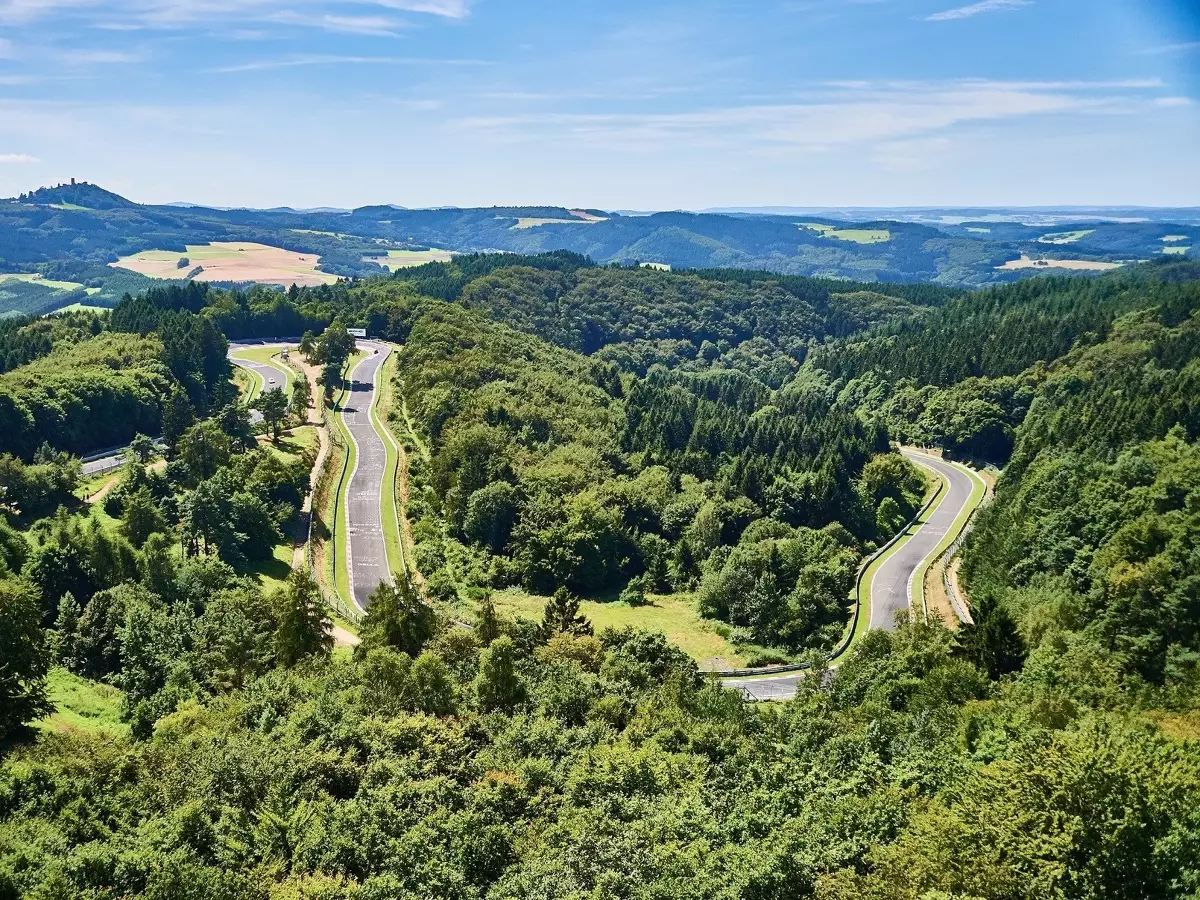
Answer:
[370,347,407,579]
[326,350,366,609]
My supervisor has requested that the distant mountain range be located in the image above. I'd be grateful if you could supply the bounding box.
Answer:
[1,181,1197,317]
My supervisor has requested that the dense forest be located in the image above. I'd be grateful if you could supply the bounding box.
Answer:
[3,255,1200,898]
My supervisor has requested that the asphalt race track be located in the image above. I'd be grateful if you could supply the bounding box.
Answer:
[870,452,977,632]
[340,341,392,610]
[723,450,980,701]
[228,345,292,424]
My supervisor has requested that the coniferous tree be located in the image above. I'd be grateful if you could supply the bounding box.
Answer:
[275,567,333,666]
[161,387,194,451]
[475,592,500,646]
[538,587,593,641]
[357,572,437,658]
[51,592,83,672]
[0,578,50,739]
[474,635,524,712]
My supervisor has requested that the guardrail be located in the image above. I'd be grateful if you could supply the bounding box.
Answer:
[712,471,948,679]
[370,343,411,580]
[933,492,988,626]
[296,352,362,627]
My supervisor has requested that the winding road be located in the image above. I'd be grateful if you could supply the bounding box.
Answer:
[228,343,293,423]
[339,341,394,610]
[723,449,983,701]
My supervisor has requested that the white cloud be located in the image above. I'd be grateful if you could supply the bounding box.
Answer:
[208,54,486,73]
[0,0,472,26]
[1154,96,1192,107]
[451,80,1145,153]
[0,153,38,163]
[264,11,408,36]
[57,48,144,64]
[0,0,96,24]
[926,0,1030,22]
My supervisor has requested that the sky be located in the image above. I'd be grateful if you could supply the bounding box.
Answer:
[0,0,1198,209]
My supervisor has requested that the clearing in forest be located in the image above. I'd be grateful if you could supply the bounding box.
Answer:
[365,248,455,271]
[488,588,750,669]
[1036,229,1095,244]
[111,241,339,287]
[509,211,608,229]
[798,222,891,244]
[0,272,93,292]
[996,254,1123,272]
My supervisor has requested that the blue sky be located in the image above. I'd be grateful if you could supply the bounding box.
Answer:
[0,0,1197,209]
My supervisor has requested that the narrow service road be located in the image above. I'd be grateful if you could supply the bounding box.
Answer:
[340,341,392,611]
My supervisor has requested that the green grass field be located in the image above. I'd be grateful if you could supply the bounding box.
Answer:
[0,272,88,292]
[966,227,991,233]
[36,668,128,738]
[233,365,258,403]
[1162,235,1189,243]
[798,223,890,244]
[326,350,367,606]
[510,217,598,229]
[240,543,293,595]
[51,300,109,313]
[1037,229,1095,244]
[488,589,750,668]
[1163,246,1190,256]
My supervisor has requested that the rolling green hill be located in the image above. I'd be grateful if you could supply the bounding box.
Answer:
[3,183,1196,317]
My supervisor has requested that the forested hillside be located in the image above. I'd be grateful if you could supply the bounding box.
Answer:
[3,255,1200,898]
[4,183,1196,317]
[387,298,920,654]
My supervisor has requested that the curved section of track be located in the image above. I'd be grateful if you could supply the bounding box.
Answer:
[339,341,393,611]
[870,451,977,632]
[228,343,293,423]
[722,451,982,701]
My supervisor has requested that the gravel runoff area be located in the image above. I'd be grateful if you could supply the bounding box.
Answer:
[722,450,980,701]
[339,341,393,611]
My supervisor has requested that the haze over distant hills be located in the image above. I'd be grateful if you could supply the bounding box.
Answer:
[2,180,1197,317]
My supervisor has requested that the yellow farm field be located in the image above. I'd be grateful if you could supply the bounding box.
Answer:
[111,242,339,287]
[996,254,1123,272]
[1163,235,1189,243]
[366,249,454,271]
